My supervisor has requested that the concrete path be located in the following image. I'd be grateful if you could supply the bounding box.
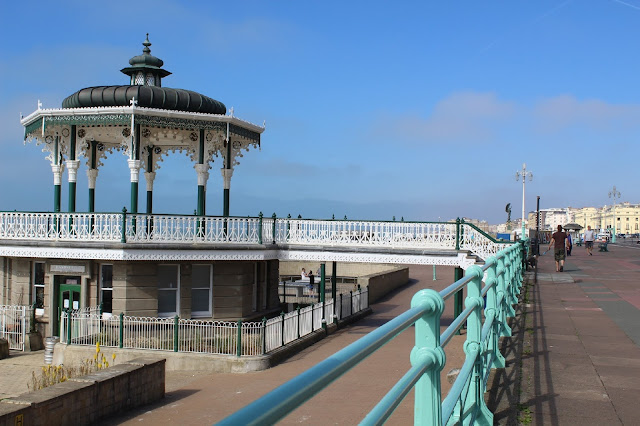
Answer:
[0,350,45,399]
[512,242,640,425]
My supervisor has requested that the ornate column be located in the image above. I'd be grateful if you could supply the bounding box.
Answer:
[66,160,80,212]
[51,163,64,213]
[66,125,78,212]
[196,129,207,216]
[196,164,209,216]
[128,123,141,214]
[128,159,141,214]
[86,169,99,212]
[221,167,233,217]
[144,171,156,214]
[145,143,155,214]
[52,136,63,213]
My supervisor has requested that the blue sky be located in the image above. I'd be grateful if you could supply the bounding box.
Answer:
[2,0,640,223]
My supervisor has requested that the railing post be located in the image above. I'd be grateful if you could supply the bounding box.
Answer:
[453,266,464,335]
[339,293,343,320]
[119,312,124,349]
[455,217,461,250]
[497,255,512,337]
[236,319,242,357]
[297,306,301,339]
[432,265,436,281]
[485,257,505,369]
[410,288,445,425]
[286,214,291,241]
[66,310,72,345]
[258,212,263,244]
[262,317,267,355]
[505,250,517,318]
[174,315,179,352]
[120,207,127,243]
[271,212,277,244]
[280,312,285,347]
[462,265,493,425]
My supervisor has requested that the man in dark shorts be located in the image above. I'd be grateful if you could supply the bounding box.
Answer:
[548,225,569,272]
[583,225,595,255]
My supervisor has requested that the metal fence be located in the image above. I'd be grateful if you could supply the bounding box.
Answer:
[60,289,367,356]
[0,304,30,351]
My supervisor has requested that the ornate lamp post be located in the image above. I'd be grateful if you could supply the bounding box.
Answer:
[608,185,620,243]
[515,163,533,238]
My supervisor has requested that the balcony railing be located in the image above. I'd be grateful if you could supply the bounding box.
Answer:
[0,211,512,259]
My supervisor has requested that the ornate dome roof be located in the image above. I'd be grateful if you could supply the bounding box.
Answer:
[61,35,226,115]
[62,85,226,114]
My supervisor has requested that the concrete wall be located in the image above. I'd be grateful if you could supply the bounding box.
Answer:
[0,357,165,426]
[121,262,157,317]
[357,266,410,304]
[279,261,398,278]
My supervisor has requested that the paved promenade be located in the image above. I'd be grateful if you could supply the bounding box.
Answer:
[512,242,640,425]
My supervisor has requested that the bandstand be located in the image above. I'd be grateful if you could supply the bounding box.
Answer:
[2,36,273,336]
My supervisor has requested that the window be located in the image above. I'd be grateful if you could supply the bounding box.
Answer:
[134,72,144,85]
[191,265,212,317]
[145,73,155,86]
[158,265,179,317]
[32,262,45,315]
[100,265,113,315]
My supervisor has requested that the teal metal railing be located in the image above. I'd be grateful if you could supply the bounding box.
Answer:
[218,240,527,425]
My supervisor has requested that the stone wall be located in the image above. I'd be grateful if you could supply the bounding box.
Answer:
[279,261,398,279]
[357,266,409,304]
[0,357,165,426]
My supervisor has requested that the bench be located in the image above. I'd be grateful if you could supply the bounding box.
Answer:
[598,241,609,252]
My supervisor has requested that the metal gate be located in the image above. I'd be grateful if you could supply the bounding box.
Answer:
[0,305,29,351]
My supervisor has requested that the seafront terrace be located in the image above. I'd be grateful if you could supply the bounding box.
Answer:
[0,211,510,262]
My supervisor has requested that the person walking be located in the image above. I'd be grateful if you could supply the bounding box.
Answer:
[548,225,569,272]
[566,231,573,256]
[583,225,595,256]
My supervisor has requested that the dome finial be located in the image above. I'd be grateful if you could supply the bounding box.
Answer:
[142,33,151,54]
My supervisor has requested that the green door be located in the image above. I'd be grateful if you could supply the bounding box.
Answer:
[53,276,81,336]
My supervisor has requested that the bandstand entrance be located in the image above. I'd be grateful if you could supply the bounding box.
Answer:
[53,276,81,335]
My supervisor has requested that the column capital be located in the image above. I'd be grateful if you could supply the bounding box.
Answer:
[196,164,210,187]
[51,164,64,186]
[221,168,234,189]
[127,159,141,183]
[144,171,156,191]
[86,169,99,189]
[65,160,80,183]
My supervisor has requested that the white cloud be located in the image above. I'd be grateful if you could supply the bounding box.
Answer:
[533,94,640,132]
[371,91,516,145]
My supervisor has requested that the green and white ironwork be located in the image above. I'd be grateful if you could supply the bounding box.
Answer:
[59,289,367,357]
[0,305,30,351]
[218,241,526,425]
[0,212,511,263]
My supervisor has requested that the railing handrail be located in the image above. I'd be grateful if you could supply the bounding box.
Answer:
[218,240,527,425]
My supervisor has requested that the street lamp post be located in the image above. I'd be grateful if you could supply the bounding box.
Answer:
[608,185,620,243]
[515,163,533,238]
